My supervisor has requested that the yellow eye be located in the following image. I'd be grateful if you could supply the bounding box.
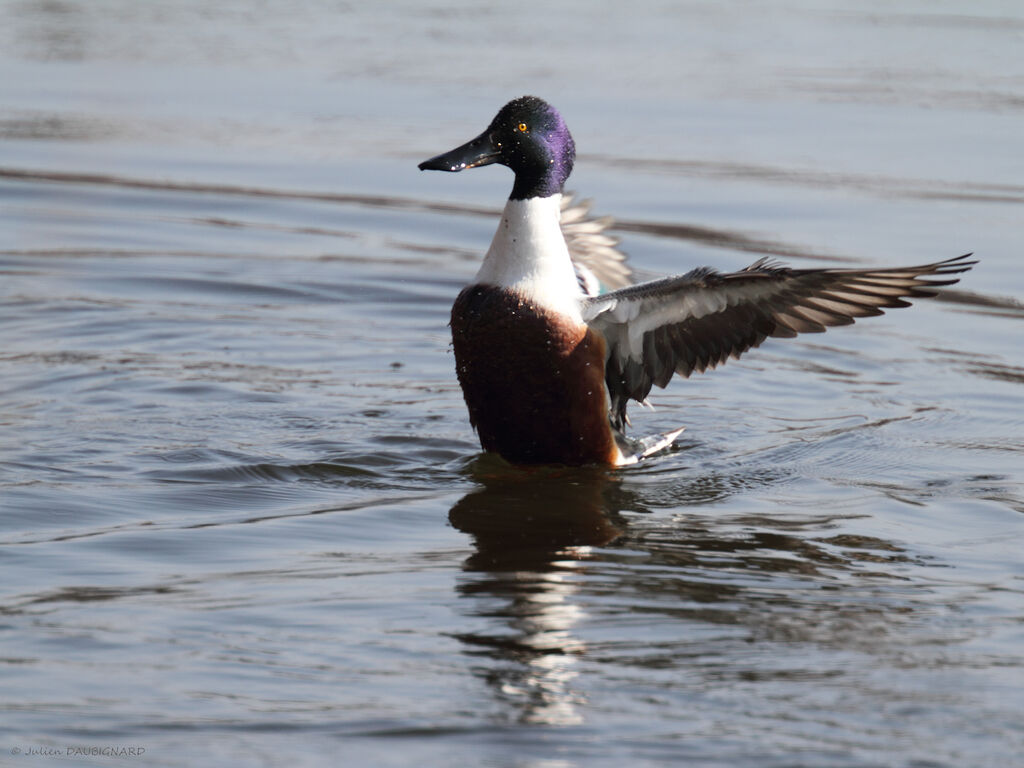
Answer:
[517,122,528,133]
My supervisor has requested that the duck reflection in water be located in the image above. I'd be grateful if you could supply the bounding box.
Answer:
[449,459,922,726]
[449,461,623,725]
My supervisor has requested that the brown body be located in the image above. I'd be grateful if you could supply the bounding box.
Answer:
[450,284,619,465]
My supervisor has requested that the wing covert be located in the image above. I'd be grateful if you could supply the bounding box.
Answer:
[584,254,976,429]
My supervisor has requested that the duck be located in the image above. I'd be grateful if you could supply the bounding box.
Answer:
[418,95,975,467]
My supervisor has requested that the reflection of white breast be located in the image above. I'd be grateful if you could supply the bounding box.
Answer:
[475,195,585,324]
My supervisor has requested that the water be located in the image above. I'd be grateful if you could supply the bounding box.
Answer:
[2,1,1023,766]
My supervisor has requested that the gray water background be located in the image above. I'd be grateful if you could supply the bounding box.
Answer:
[1,2,1023,766]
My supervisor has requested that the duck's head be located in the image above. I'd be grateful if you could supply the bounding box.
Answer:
[418,95,575,200]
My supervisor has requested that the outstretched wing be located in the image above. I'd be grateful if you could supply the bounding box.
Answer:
[560,193,633,294]
[583,254,976,429]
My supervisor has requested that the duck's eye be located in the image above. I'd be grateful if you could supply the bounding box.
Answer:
[517,122,528,133]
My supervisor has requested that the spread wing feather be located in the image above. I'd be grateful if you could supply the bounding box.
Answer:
[560,192,633,293]
[583,254,976,429]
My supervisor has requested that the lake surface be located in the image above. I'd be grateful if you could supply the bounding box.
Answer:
[2,1,1023,766]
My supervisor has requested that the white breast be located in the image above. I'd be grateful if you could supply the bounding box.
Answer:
[474,195,585,323]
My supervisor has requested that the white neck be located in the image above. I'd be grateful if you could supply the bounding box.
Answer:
[474,195,583,322]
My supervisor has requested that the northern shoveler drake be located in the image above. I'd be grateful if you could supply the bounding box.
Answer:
[418,95,975,467]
